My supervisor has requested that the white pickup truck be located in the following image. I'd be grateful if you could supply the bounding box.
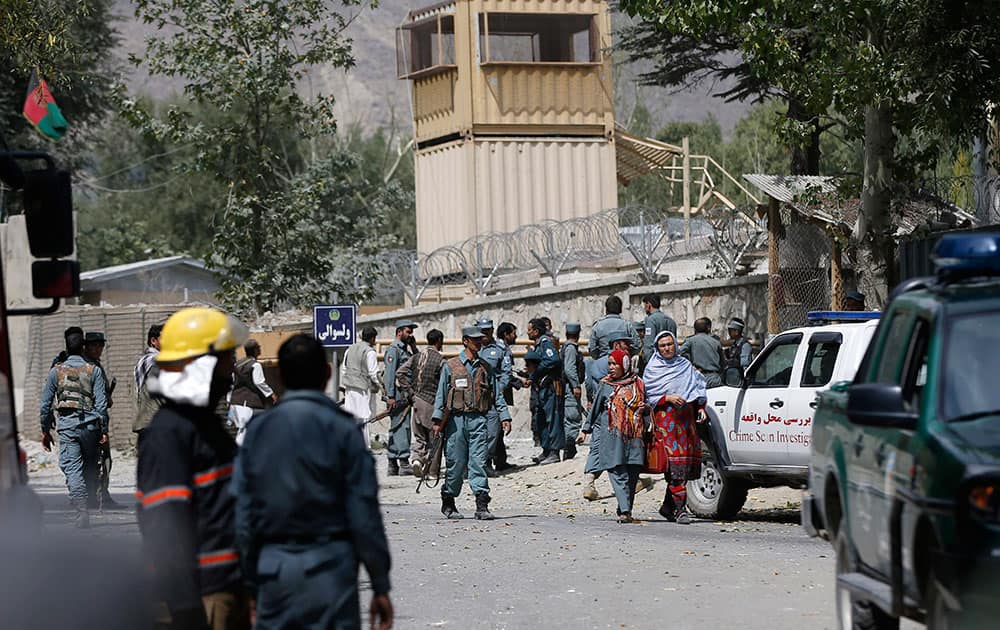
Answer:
[687,313,879,519]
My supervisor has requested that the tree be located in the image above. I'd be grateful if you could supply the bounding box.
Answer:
[620,0,1000,295]
[0,0,116,155]
[617,9,827,175]
[121,0,387,314]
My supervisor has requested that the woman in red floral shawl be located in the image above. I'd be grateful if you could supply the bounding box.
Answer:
[643,331,708,524]
[578,349,648,523]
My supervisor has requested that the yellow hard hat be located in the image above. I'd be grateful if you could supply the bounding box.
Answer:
[157,307,249,364]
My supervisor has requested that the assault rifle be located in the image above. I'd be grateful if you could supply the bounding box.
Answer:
[416,409,449,494]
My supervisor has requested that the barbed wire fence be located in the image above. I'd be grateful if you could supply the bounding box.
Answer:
[359,204,767,303]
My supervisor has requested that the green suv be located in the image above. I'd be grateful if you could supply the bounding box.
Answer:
[803,232,1000,629]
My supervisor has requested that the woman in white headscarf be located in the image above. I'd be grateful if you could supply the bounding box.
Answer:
[643,331,708,524]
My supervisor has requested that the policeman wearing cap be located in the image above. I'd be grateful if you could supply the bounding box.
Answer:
[384,319,417,476]
[432,326,511,520]
[589,295,641,361]
[723,317,752,385]
[475,318,511,477]
[843,290,866,311]
[528,318,564,465]
[83,331,118,509]
[561,324,585,460]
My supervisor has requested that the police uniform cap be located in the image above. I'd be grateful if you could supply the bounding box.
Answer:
[846,290,865,302]
[524,349,542,362]
[462,326,485,338]
[609,331,633,344]
[394,319,418,331]
[634,320,647,329]
[565,323,581,335]
[476,317,494,330]
[84,332,106,344]
[726,319,745,331]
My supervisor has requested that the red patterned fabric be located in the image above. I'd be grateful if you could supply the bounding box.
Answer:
[644,399,702,480]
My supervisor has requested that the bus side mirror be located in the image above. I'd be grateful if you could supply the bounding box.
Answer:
[23,168,74,258]
[32,260,80,299]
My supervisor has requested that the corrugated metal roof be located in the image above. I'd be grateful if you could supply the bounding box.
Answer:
[742,174,837,205]
[614,130,683,185]
[743,174,979,235]
[80,256,208,284]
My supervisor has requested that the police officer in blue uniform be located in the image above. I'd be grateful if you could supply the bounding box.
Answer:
[384,319,417,476]
[528,318,564,465]
[234,334,393,630]
[475,318,512,477]
[589,295,641,360]
[561,323,585,460]
[433,326,511,520]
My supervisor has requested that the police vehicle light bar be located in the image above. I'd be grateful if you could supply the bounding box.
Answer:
[807,311,881,323]
[932,232,1000,276]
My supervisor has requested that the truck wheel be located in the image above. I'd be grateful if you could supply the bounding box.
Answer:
[835,522,899,630]
[686,445,748,520]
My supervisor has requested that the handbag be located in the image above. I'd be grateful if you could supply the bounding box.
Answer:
[642,408,669,474]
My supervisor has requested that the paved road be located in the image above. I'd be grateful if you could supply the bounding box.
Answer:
[381,503,835,630]
[28,447,840,630]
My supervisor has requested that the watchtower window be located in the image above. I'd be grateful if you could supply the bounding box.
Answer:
[397,14,457,79]
[479,13,599,64]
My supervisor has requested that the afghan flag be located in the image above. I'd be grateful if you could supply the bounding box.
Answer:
[23,70,68,141]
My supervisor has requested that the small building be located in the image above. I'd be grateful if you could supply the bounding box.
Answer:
[398,0,619,253]
[78,256,221,306]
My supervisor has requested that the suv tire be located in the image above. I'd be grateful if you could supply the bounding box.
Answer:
[835,520,899,630]
[686,444,748,520]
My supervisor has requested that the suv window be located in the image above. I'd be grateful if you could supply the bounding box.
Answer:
[903,318,931,411]
[874,311,912,384]
[748,333,802,388]
[942,311,1000,421]
[800,332,843,387]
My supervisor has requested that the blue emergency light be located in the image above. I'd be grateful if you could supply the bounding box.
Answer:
[932,232,1000,277]
[807,311,881,323]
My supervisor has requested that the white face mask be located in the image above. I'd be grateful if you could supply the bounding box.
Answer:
[148,354,219,408]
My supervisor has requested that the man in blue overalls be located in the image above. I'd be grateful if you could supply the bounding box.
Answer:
[433,326,511,520]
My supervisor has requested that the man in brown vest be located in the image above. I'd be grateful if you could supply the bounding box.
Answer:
[230,339,276,416]
[431,326,511,520]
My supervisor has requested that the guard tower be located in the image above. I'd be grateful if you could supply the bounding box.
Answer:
[398,0,618,254]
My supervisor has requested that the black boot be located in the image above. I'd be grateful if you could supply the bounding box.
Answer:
[563,443,577,460]
[484,463,497,478]
[387,459,399,477]
[441,496,464,520]
[659,492,676,521]
[531,449,548,464]
[474,493,495,520]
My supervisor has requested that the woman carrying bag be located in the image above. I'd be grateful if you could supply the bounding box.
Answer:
[643,331,708,524]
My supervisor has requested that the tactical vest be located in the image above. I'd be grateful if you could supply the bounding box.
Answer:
[444,357,492,414]
[724,339,747,370]
[343,342,377,392]
[231,358,266,409]
[55,363,96,411]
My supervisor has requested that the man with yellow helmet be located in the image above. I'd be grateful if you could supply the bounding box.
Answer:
[136,307,251,630]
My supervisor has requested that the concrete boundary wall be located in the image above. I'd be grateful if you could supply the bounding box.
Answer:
[359,273,769,342]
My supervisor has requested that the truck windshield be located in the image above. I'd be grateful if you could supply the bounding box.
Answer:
[943,310,1000,422]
